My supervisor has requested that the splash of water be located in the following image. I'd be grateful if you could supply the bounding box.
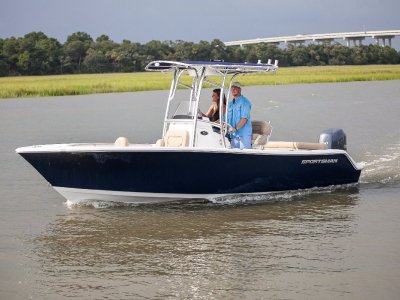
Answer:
[209,184,358,205]
[65,199,134,209]
[359,141,400,186]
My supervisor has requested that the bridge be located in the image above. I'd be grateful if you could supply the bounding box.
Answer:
[224,30,400,47]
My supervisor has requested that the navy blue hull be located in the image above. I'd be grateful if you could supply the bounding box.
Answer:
[19,150,361,195]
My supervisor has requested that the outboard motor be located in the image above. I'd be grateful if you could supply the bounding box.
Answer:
[319,128,347,150]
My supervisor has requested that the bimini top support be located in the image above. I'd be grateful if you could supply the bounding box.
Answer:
[145,60,279,148]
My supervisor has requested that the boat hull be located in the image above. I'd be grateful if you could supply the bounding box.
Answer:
[17,148,361,203]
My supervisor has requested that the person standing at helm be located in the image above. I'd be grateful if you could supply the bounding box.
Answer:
[227,82,252,149]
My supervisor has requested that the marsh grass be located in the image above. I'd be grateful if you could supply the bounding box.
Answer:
[1,65,400,99]
[0,73,175,98]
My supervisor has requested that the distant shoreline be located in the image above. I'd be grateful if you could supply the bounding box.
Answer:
[1,65,400,99]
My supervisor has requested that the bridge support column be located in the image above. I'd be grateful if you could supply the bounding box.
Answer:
[374,35,395,47]
[345,37,365,47]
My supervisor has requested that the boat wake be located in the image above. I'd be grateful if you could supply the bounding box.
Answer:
[209,184,359,205]
[64,198,207,209]
[359,141,400,187]
[64,184,358,209]
[65,199,125,209]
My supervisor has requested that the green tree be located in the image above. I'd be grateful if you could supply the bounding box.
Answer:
[62,32,93,73]
[210,39,227,61]
[143,40,173,61]
[307,44,328,66]
[96,34,111,43]
[82,49,111,73]
[192,40,211,61]
[252,43,288,66]
[113,40,144,72]
[288,45,309,66]
[81,35,120,73]
[2,37,20,75]
[350,46,368,65]
[13,32,62,75]
[171,40,195,61]
[225,45,246,63]
[367,44,381,64]
[2,31,400,76]
[380,46,399,64]
[328,44,351,65]
[0,39,11,76]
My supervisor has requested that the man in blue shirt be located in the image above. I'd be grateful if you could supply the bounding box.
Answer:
[227,82,252,149]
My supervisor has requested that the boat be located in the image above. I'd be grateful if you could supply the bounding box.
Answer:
[16,60,362,204]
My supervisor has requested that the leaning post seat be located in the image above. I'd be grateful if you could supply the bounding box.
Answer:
[114,137,129,147]
[164,129,189,147]
[252,120,272,148]
[154,139,165,147]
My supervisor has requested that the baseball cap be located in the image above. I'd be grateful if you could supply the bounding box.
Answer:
[231,82,241,89]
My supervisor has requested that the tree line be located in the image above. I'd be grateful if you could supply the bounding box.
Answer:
[1,31,400,76]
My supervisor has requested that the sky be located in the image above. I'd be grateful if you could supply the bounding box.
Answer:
[1,0,400,49]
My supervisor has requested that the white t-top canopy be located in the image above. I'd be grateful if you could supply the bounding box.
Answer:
[145,60,278,76]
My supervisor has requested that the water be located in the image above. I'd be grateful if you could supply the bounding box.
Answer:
[1,81,399,299]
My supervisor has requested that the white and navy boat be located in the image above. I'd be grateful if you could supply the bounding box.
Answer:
[16,61,362,204]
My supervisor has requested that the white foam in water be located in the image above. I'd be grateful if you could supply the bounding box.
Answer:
[360,141,400,185]
[64,198,198,209]
[65,199,132,209]
[62,183,361,208]
[209,184,356,205]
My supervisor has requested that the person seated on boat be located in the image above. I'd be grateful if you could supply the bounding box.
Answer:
[227,82,252,149]
[202,88,226,122]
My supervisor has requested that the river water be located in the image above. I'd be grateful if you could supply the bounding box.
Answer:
[1,81,399,299]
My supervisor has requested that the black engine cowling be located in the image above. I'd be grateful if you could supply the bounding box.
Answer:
[319,128,347,150]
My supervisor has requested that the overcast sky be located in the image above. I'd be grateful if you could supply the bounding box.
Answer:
[1,0,400,48]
